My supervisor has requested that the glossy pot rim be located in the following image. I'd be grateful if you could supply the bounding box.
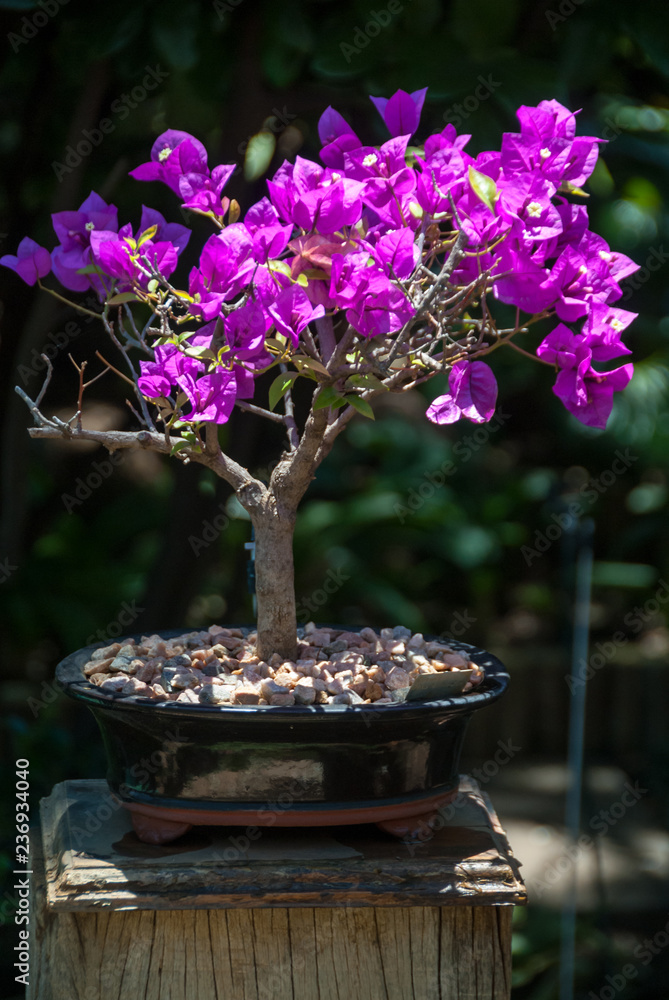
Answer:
[56,626,509,721]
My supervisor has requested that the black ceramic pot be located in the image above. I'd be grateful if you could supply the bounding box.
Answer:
[56,629,509,843]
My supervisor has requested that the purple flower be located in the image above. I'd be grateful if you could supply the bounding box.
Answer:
[318,106,362,169]
[344,137,418,228]
[501,100,603,189]
[179,164,235,214]
[581,303,635,361]
[267,285,325,345]
[370,228,418,279]
[188,225,255,320]
[138,207,191,255]
[329,251,415,337]
[417,144,471,217]
[90,229,179,287]
[51,191,118,292]
[137,357,173,398]
[138,342,239,424]
[553,360,634,429]
[345,276,415,338]
[498,173,563,244]
[344,136,411,180]
[492,245,555,314]
[426,360,498,425]
[536,323,586,369]
[138,344,194,398]
[370,88,428,139]
[245,197,293,263]
[129,130,209,194]
[547,246,617,322]
[268,157,365,233]
[183,369,238,422]
[517,100,579,141]
[423,123,471,158]
[0,237,51,286]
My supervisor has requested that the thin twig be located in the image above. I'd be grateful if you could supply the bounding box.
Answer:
[235,400,287,424]
[15,385,50,426]
[35,355,54,408]
[95,351,136,388]
[37,281,104,321]
[102,311,156,430]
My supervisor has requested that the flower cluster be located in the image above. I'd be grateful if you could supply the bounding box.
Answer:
[2,89,638,430]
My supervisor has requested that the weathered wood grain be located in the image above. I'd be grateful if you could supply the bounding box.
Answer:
[30,888,514,998]
[29,778,523,999]
[39,778,526,912]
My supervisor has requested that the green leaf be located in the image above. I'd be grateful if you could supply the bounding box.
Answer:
[346,396,375,420]
[184,346,216,360]
[265,336,290,355]
[137,225,158,246]
[268,371,301,411]
[468,166,498,212]
[107,292,139,305]
[267,260,292,278]
[244,131,277,182]
[169,439,192,457]
[293,355,330,376]
[313,385,346,410]
[346,374,387,392]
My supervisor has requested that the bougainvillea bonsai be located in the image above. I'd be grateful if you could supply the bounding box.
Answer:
[4,88,638,681]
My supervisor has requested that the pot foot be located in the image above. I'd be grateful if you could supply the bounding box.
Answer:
[376,809,441,843]
[130,812,193,845]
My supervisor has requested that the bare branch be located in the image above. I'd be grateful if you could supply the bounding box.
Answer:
[101,311,156,430]
[15,385,51,426]
[95,351,136,388]
[235,400,287,424]
[37,281,105,322]
[416,226,468,315]
[35,355,54,408]
[270,401,329,510]
[315,314,336,363]
[279,363,300,451]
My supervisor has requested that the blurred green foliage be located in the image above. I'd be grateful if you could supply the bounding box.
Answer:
[1,1,669,996]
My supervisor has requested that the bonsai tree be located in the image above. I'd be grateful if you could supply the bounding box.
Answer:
[3,89,638,662]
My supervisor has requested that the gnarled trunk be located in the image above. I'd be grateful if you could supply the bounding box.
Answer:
[252,504,298,662]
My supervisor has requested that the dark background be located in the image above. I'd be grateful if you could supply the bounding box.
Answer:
[1,0,668,996]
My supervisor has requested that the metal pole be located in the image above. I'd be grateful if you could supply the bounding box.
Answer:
[559,517,594,1000]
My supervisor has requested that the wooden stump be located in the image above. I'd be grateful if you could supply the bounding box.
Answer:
[29,777,525,1000]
